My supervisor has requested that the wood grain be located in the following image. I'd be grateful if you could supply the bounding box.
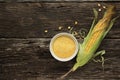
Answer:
[0,3,120,38]
[0,38,120,80]
[1,57,120,80]
[0,2,120,80]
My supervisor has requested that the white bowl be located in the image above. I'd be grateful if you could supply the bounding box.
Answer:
[49,33,78,62]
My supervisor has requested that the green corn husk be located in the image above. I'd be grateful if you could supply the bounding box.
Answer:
[60,5,118,79]
[73,5,117,71]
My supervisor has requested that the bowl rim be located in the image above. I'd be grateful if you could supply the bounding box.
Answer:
[49,32,78,62]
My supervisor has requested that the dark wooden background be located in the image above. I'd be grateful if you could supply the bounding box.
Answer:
[0,1,120,80]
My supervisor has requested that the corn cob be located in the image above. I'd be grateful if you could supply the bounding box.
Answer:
[61,5,118,78]
[73,5,116,71]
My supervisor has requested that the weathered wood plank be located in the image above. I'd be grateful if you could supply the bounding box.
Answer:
[0,3,120,38]
[0,38,120,50]
[0,38,119,61]
[0,54,120,80]
[0,38,119,51]
[1,57,119,80]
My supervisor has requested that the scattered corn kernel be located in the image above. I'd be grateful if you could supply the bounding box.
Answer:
[103,6,106,9]
[58,26,62,30]
[68,26,71,29]
[75,21,78,25]
[98,8,102,12]
[44,30,48,33]
[97,3,101,7]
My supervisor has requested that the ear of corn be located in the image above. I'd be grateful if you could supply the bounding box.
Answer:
[72,5,118,71]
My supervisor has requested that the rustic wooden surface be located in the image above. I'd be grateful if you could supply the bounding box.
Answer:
[0,2,120,80]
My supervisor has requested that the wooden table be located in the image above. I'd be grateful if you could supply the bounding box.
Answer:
[0,1,120,80]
